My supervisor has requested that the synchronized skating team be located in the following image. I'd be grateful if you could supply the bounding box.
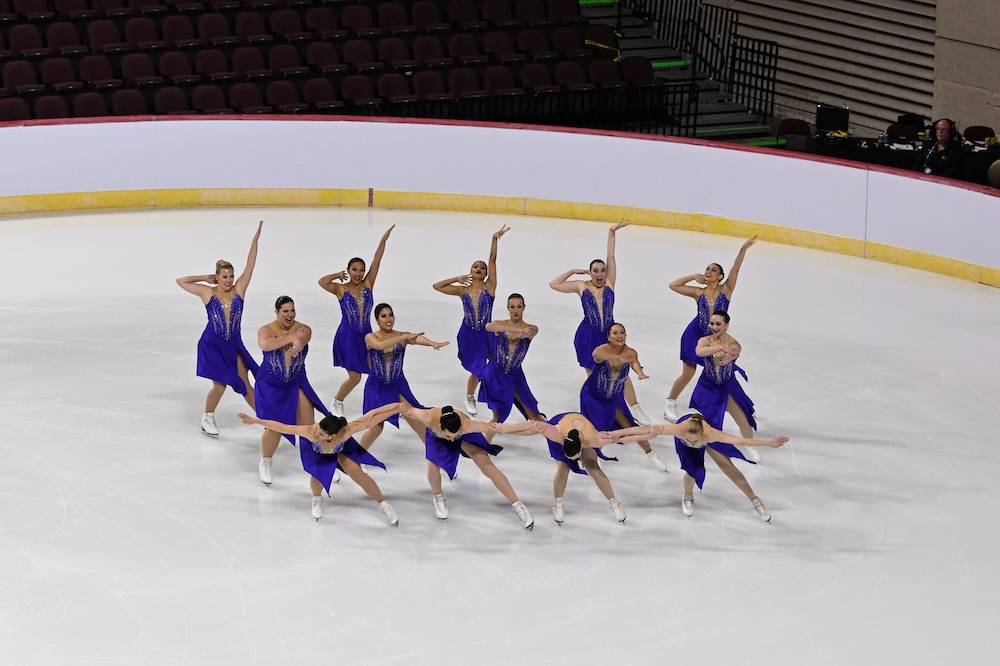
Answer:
[177,220,789,530]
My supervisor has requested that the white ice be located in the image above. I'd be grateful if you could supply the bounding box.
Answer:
[1,208,998,665]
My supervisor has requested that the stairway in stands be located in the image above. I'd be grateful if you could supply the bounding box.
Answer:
[582,0,773,142]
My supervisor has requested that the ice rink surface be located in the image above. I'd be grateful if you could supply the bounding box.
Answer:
[1,208,998,665]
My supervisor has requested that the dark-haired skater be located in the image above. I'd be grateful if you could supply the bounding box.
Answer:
[401,404,539,530]
[318,225,395,417]
[432,224,510,414]
[239,402,401,523]
[358,303,449,451]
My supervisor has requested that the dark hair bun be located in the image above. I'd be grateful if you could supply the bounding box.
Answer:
[440,406,461,433]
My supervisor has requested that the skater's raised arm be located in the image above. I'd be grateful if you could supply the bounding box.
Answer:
[548,268,588,294]
[485,224,509,294]
[365,225,395,290]
[234,220,263,296]
[605,219,627,288]
[722,235,756,297]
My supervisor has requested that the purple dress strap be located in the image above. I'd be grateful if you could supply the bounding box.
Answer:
[424,428,502,480]
[196,294,260,395]
[572,286,614,369]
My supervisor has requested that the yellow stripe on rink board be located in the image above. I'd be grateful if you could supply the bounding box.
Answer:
[0,188,995,288]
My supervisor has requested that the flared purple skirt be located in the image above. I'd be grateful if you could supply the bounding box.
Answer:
[689,366,757,432]
[300,436,386,494]
[457,323,490,379]
[477,365,542,423]
[573,320,607,369]
[333,321,371,374]
[196,331,259,395]
[255,372,328,446]
[425,429,502,480]
[362,373,425,428]
[673,414,753,490]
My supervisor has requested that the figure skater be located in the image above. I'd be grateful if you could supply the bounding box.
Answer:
[530,413,627,524]
[548,220,650,426]
[432,224,510,415]
[401,404,538,529]
[614,415,787,522]
[238,402,402,523]
[693,310,757,441]
[664,235,757,424]
[176,220,262,437]
[580,323,670,473]
[254,295,328,488]
[318,225,395,417]
[477,293,545,423]
[359,303,449,451]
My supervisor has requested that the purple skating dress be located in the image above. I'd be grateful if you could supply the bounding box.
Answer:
[579,359,637,431]
[673,413,752,490]
[573,286,614,369]
[545,412,617,475]
[255,342,326,445]
[362,343,425,428]
[196,294,260,395]
[333,287,373,374]
[689,352,756,432]
[300,435,385,495]
[456,289,494,379]
[477,331,542,423]
[679,292,730,365]
[425,427,502,480]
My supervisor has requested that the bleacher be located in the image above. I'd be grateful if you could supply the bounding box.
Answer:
[0,0,709,134]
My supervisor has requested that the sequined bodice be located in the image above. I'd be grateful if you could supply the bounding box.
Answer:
[312,437,346,456]
[369,343,405,385]
[340,287,373,333]
[590,359,629,400]
[696,292,730,334]
[702,353,735,386]
[581,287,614,333]
[205,294,244,340]
[263,343,308,383]
[491,332,531,374]
[461,290,494,330]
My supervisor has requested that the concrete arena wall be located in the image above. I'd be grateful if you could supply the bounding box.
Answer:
[0,116,996,286]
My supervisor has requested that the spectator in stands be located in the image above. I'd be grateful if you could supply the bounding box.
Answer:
[917,118,966,179]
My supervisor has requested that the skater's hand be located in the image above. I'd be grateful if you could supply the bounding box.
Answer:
[768,436,788,448]
[741,235,758,251]
[610,218,628,233]
[237,412,256,425]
